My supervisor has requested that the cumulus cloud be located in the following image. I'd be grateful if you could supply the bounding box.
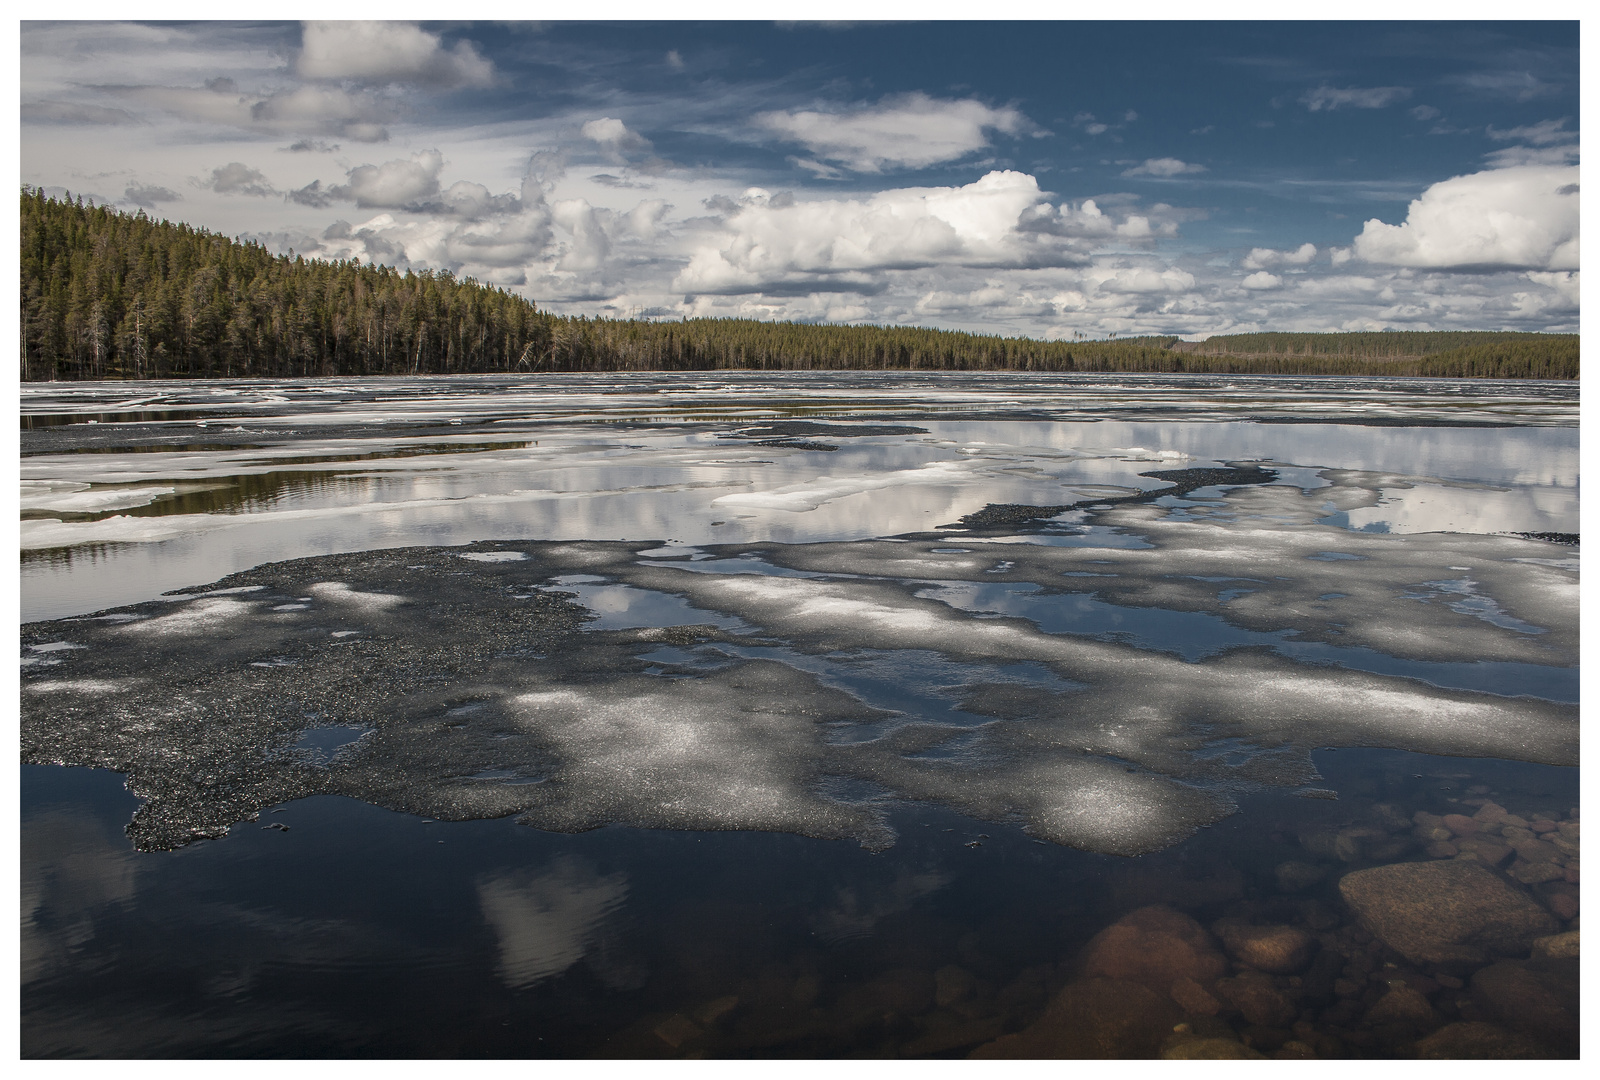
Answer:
[550,199,612,271]
[675,171,1126,296]
[1092,266,1197,294]
[296,21,494,88]
[1242,243,1317,270]
[1241,271,1283,290]
[1301,85,1412,111]
[1352,164,1578,271]
[310,151,521,219]
[332,150,445,210]
[205,162,277,197]
[288,180,333,208]
[755,93,1029,173]
[320,204,553,281]
[123,183,181,207]
[1122,158,1205,178]
[581,117,651,154]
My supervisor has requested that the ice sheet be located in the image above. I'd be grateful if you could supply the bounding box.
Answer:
[20,537,1575,860]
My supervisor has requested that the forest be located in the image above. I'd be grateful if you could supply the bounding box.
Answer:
[20,189,1580,381]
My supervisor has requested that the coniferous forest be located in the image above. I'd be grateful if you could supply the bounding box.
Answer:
[20,189,1580,382]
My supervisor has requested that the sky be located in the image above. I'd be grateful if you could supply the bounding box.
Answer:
[17,13,1582,339]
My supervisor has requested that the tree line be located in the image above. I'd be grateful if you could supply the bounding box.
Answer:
[1174,330,1571,359]
[20,189,1579,381]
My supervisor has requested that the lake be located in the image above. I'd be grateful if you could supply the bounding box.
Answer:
[20,372,1579,1058]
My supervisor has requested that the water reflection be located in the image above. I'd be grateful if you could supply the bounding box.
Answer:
[21,748,1579,1058]
[478,857,630,989]
[19,415,1579,623]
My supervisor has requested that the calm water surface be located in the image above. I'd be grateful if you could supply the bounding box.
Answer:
[20,374,1579,1058]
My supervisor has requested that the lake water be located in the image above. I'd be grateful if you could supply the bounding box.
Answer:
[20,373,1579,1058]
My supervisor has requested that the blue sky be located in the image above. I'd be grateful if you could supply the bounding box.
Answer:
[20,15,1580,337]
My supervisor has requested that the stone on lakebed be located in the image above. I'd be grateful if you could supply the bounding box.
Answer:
[1338,859,1558,966]
[1078,905,1228,992]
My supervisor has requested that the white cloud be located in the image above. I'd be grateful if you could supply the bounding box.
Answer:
[1092,266,1197,294]
[1410,105,1441,121]
[1242,242,1317,270]
[622,199,670,241]
[1301,85,1412,111]
[581,117,652,156]
[1352,165,1578,271]
[297,21,494,89]
[206,162,277,197]
[551,198,611,271]
[320,202,554,280]
[1485,118,1573,145]
[332,150,445,210]
[755,93,1028,173]
[1122,158,1206,178]
[1241,271,1283,290]
[675,171,1128,295]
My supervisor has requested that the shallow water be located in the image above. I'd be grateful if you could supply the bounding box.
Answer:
[19,373,1579,1058]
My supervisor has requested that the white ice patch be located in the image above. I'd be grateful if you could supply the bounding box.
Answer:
[307,582,406,610]
[120,598,256,636]
[29,641,86,653]
[711,459,976,513]
[1107,447,1189,461]
[508,663,893,846]
[20,482,176,514]
[25,679,134,694]
[459,551,528,562]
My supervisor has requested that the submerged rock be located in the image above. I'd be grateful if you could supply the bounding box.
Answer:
[1168,977,1223,1016]
[1213,971,1296,1027]
[1213,920,1315,974]
[1469,958,1579,1054]
[1337,860,1558,966]
[1529,930,1579,959]
[1412,1021,1548,1059]
[969,977,1181,1059]
[1079,905,1228,994]
[1363,985,1435,1029]
[1161,1036,1265,1059]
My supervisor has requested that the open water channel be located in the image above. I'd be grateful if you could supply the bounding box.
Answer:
[19,372,1579,1057]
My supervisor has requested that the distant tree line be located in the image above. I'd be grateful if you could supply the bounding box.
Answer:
[1174,330,1570,358]
[20,189,1579,381]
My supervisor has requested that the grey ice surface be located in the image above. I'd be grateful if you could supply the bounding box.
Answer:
[21,519,1576,858]
[18,374,1580,858]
